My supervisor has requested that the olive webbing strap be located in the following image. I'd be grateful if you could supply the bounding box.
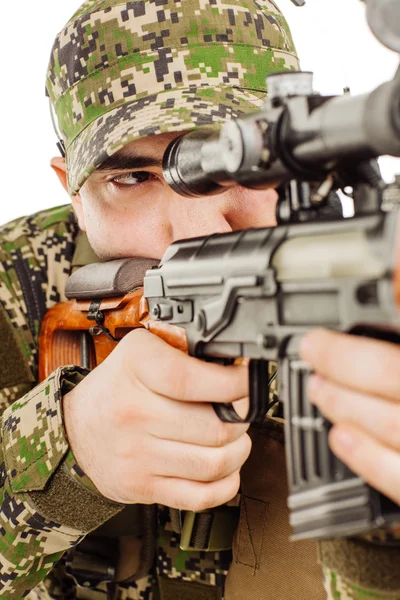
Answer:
[191,513,214,549]
[159,577,222,600]
[169,508,213,550]
[169,508,181,534]
[122,505,158,582]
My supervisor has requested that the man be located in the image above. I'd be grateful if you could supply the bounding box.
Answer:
[1,1,400,599]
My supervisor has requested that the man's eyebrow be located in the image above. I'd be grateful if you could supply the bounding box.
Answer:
[97,153,163,172]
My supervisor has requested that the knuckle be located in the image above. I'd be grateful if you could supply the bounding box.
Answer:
[191,489,217,512]
[110,399,138,428]
[206,451,229,481]
[186,447,226,481]
[241,433,253,462]
[182,471,242,512]
[168,486,211,512]
[194,473,241,511]
[228,472,242,500]
[192,498,211,512]
[110,466,138,502]
[133,476,156,504]
[215,422,234,447]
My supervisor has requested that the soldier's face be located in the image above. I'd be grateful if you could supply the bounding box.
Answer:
[70,131,278,261]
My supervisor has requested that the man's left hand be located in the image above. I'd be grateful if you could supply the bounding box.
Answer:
[300,329,400,505]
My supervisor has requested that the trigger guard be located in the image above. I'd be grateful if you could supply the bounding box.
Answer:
[212,402,250,423]
[212,358,272,423]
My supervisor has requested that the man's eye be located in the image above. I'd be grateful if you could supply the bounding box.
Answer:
[112,172,154,186]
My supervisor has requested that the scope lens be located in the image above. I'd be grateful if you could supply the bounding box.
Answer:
[162,135,188,194]
[162,128,229,197]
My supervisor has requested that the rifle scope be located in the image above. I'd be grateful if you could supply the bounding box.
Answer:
[163,70,400,198]
[163,0,400,198]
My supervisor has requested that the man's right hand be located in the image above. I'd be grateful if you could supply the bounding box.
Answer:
[62,329,251,510]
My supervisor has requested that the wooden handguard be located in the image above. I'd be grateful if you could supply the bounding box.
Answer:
[38,288,188,382]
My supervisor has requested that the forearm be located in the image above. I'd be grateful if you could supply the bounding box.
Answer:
[0,367,122,599]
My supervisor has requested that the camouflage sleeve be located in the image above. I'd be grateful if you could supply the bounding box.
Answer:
[0,366,123,600]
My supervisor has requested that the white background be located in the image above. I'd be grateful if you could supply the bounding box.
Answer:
[1,0,399,224]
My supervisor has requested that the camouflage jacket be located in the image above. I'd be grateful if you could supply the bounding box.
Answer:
[1,205,400,600]
[0,204,243,600]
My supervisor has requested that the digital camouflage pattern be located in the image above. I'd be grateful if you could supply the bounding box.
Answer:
[1,0,399,596]
[0,207,87,599]
[0,205,256,600]
[322,566,400,600]
[46,0,300,195]
[1,209,400,599]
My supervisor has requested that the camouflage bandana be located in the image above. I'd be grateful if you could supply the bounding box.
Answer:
[46,0,300,196]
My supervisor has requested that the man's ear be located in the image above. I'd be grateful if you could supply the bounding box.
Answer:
[50,157,86,232]
[50,157,69,193]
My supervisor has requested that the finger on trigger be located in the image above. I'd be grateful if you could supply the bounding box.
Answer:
[129,329,249,403]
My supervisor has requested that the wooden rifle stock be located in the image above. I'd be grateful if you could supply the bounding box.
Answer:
[38,288,188,382]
